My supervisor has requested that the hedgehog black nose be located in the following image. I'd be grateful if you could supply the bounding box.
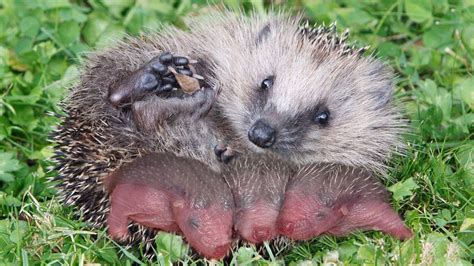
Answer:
[248,120,276,148]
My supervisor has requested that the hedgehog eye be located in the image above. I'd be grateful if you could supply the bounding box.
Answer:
[315,110,330,125]
[315,211,327,220]
[260,76,274,91]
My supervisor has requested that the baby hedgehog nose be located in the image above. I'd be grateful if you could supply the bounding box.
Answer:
[248,120,276,148]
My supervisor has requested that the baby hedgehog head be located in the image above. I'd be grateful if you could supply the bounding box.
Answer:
[202,13,405,172]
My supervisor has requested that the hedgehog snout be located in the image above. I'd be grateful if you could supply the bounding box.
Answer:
[248,119,276,148]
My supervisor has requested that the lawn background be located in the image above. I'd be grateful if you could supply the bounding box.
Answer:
[0,0,473,265]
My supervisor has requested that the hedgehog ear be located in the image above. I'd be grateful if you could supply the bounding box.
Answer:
[367,64,394,110]
[256,23,271,45]
[370,83,393,110]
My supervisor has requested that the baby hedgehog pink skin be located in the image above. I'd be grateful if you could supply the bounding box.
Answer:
[105,152,234,259]
[277,163,412,240]
[223,155,292,244]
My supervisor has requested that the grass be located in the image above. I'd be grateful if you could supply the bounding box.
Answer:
[0,0,472,265]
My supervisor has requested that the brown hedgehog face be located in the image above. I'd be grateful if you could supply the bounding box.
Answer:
[212,18,402,170]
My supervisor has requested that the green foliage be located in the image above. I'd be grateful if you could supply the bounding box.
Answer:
[0,0,472,264]
[154,232,189,263]
[388,177,420,201]
[0,151,20,182]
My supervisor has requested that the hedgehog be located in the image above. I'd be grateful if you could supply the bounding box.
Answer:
[222,155,293,244]
[51,49,227,254]
[104,152,295,259]
[193,13,405,173]
[277,163,413,240]
[51,10,408,260]
[104,152,234,259]
[104,12,404,173]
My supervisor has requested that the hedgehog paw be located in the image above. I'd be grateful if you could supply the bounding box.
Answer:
[214,142,235,163]
[109,51,198,107]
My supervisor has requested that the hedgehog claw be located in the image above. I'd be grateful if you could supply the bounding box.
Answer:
[220,149,235,163]
[214,143,226,157]
[214,143,235,163]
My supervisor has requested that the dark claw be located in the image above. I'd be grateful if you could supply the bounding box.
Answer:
[220,150,234,163]
[158,84,173,92]
[162,76,177,85]
[178,69,193,76]
[159,52,173,64]
[139,73,160,91]
[164,72,175,78]
[151,61,168,75]
[173,56,189,66]
[214,143,235,163]
[214,143,226,158]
